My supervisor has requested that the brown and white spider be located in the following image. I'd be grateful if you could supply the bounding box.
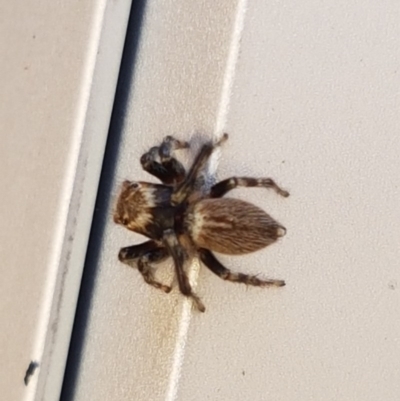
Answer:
[113,134,289,312]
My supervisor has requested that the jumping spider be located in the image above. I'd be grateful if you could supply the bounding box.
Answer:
[113,134,289,312]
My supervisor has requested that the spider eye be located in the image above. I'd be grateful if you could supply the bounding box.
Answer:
[122,180,139,190]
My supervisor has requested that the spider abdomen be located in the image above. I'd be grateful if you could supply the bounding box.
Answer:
[188,198,286,255]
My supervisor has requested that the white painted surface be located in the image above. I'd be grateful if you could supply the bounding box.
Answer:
[2,0,400,401]
[0,1,131,401]
[66,1,400,401]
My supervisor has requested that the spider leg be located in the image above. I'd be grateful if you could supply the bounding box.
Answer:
[140,136,189,185]
[163,229,205,312]
[210,177,289,198]
[118,241,171,293]
[199,249,285,287]
[171,133,228,205]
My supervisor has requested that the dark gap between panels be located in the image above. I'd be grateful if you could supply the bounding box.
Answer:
[60,1,148,399]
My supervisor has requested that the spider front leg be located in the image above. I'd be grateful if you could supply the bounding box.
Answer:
[118,241,172,293]
[199,249,285,287]
[171,133,228,205]
[163,229,205,312]
[210,177,289,198]
[140,136,189,185]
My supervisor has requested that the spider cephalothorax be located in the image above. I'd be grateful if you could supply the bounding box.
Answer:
[113,134,289,312]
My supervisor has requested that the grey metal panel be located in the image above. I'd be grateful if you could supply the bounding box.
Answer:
[67,1,400,401]
[3,0,400,401]
[0,1,132,400]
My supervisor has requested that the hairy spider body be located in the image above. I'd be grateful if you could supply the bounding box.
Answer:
[186,198,286,255]
[114,134,289,312]
[114,182,174,239]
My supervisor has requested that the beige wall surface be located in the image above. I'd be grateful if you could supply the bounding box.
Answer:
[0,1,131,401]
[64,1,400,401]
[1,0,400,401]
